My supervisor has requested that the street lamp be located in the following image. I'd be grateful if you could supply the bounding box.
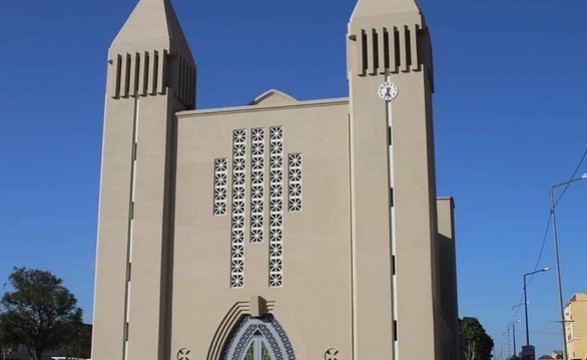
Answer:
[509,320,521,358]
[550,172,587,360]
[523,267,550,346]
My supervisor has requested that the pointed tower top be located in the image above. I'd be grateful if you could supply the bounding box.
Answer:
[111,0,191,57]
[351,0,422,19]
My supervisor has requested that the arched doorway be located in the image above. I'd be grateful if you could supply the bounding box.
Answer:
[221,315,295,360]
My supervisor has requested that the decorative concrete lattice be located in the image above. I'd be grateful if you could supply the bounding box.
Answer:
[213,158,228,216]
[269,126,284,288]
[231,129,246,288]
[250,128,265,243]
[287,153,303,212]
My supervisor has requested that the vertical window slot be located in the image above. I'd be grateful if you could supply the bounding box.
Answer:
[151,51,159,95]
[111,54,122,98]
[157,50,166,94]
[390,187,394,208]
[139,51,149,96]
[410,24,419,70]
[405,26,413,70]
[123,53,131,97]
[393,27,401,72]
[360,29,368,76]
[378,27,388,74]
[370,28,378,74]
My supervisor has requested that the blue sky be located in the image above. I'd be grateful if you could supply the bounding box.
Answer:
[0,0,586,357]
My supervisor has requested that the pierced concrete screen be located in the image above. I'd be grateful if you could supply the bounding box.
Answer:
[213,158,228,216]
[287,153,303,212]
[269,127,284,288]
[231,129,247,288]
[250,128,265,243]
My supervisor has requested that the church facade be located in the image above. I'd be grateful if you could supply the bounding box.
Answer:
[91,0,460,359]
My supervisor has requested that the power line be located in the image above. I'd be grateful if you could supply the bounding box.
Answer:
[511,149,587,320]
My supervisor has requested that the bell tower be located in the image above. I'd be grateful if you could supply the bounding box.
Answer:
[347,0,440,359]
[92,0,195,359]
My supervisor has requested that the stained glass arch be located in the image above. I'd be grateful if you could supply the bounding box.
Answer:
[221,315,295,360]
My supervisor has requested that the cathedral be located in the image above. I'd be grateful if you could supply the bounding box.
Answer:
[91,0,460,359]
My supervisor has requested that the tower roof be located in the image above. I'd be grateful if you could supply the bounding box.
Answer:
[351,0,422,18]
[111,0,191,58]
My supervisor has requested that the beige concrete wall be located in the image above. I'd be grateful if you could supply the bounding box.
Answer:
[437,198,460,360]
[347,4,441,359]
[172,99,352,360]
[566,293,587,359]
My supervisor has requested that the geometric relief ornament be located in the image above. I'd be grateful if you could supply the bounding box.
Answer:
[250,128,265,243]
[213,158,228,216]
[287,153,302,212]
[220,315,295,360]
[231,129,247,288]
[215,126,303,289]
[268,126,284,288]
[324,348,339,360]
[176,348,191,360]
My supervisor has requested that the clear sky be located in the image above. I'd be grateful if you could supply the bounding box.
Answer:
[0,0,586,358]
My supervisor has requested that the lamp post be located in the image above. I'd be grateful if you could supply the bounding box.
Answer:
[523,267,550,346]
[509,320,521,358]
[550,173,587,360]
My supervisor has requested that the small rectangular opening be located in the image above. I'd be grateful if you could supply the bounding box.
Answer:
[360,29,368,75]
[372,28,379,72]
[123,53,131,97]
[405,26,412,68]
[114,55,122,98]
[152,51,159,94]
[383,28,390,70]
[393,29,401,69]
[142,52,150,95]
[390,187,394,207]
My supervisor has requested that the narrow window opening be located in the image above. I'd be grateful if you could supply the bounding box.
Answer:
[387,126,392,146]
[361,29,368,74]
[133,53,140,94]
[393,29,401,68]
[127,263,132,281]
[393,320,398,341]
[152,51,159,94]
[392,255,396,275]
[405,27,412,68]
[143,52,150,95]
[114,55,122,98]
[372,28,379,71]
[390,188,394,207]
[124,54,131,97]
[383,28,390,70]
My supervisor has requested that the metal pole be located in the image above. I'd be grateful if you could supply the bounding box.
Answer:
[524,274,530,346]
[513,321,517,358]
[551,185,568,360]
[522,268,550,349]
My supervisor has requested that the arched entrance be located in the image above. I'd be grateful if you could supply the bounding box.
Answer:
[220,315,295,360]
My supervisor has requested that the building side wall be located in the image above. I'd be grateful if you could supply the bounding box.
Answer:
[567,294,587,360]
[437,198,459,360]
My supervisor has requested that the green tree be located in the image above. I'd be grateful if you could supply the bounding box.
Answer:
[0,267,84,360]
[60,323,91,360]
[459,316,495,360]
